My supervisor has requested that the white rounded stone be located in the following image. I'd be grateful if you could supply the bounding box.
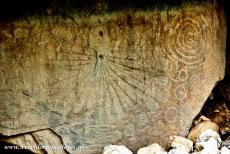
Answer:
[168,148,189,154]
[197,129,221,143]
[137,143,167,154]
[170,136,193,152]
[220,147,230,154]
[200,148,220,154]
[103,145,133,154]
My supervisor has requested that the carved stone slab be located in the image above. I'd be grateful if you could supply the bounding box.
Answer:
[0,1,226,153]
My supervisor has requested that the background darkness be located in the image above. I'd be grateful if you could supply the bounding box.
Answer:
[0,0,215,20]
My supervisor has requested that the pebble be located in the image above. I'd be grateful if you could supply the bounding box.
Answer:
[170,135,193,152]
[168,148,189,154]
[196,137,219,150]
[102,129,228,154]
[200,148,220,154]
[137,143,167,154]
[195,129,222,151]
[102,145,133,154]
[188,116,219,142]
[221,137,230,149]
[220,147,230,154]
[197,129,222,143]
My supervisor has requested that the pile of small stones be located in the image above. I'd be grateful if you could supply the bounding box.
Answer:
[102,129,230,154]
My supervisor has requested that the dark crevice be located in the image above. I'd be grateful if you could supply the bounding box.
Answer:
[190,86,230,140]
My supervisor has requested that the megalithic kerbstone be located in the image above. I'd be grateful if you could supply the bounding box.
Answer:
[0,0,226,153]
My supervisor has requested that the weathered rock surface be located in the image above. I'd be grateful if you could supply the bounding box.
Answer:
[32,129,68,154]
[0,0,226,153]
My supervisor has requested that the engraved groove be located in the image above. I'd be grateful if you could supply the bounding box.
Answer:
[104,64,138,109]
[105,63,146,95]
[103,65,128,112]
[105,65,138,106]
[164,17,209,68]
[106,59,145,84]
[107,59,147,73]
[104,62,145,94]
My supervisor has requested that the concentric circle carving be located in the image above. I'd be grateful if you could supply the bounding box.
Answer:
[165,16,209,68]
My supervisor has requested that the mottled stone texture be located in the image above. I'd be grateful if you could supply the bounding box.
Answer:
[0,0,226,153]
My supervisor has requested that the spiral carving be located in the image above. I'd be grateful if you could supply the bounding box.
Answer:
[165,17,209,68]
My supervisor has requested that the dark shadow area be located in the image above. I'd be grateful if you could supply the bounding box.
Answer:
[195,0,230,137]
[196,86,230,139]
[0,0,210,21]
